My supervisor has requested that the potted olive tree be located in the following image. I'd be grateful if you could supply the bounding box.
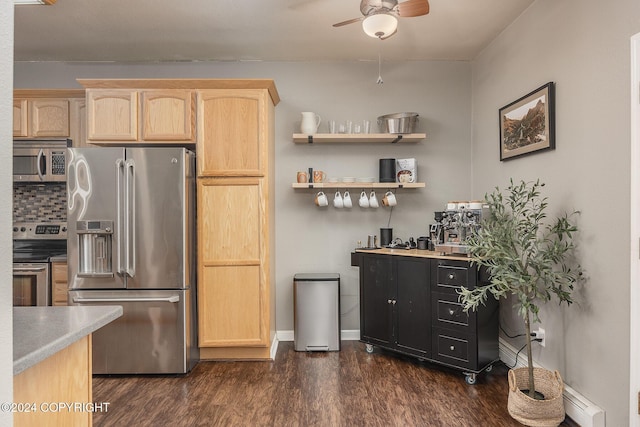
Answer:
[459,179,582,426]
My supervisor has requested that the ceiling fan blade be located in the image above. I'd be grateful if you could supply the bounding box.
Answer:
[397,0,429,18]
[333,17,364,27]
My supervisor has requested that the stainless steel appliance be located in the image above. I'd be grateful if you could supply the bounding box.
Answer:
[13,139,71,182]
[13,222,67,306]
[67,147,198,375]
[434,202,489,256]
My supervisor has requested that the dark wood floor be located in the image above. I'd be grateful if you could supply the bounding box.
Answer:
[93,341,577,426]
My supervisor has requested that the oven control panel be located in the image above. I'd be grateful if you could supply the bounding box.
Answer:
[13,222,67,240]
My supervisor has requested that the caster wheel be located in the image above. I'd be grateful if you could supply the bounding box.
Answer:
[465,374,477,385]
[365,344,374,354]
[485,364,493,373]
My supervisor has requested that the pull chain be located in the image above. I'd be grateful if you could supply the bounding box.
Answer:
[377,50,384,85]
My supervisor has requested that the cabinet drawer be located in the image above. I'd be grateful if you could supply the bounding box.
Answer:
[432,328,477,370]
[432,293,471,330]
[434,264,469,293]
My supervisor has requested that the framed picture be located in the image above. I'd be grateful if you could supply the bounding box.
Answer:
[499,82,555,161]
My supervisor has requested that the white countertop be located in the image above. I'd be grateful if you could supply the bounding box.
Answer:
[13,306,123,375]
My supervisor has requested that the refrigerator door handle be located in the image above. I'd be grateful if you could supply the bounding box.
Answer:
[116,159,125,275]
[125,159,136,278]
[72,296,180,304]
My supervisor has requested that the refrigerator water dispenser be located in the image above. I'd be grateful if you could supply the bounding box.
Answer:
[77,220,113,277]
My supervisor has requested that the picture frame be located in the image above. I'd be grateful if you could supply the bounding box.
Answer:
[499,82,555,161]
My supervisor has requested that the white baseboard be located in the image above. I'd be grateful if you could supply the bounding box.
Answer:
[499,338,605,427]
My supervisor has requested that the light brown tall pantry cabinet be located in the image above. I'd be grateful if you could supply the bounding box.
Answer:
[77,79,280,360]
[197,85,278,359]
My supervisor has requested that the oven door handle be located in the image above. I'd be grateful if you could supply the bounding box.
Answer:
[13,266,48,272]
[72,296,180,304]
[36,148,45,181]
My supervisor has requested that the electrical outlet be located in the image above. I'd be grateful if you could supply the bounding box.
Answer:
[533,328,546,347]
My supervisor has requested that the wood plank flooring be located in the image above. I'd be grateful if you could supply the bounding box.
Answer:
[93,341,577,426]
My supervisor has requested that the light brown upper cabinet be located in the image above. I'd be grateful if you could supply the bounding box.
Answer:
[84,87,195,143]
[197,89,270,177]
[141,90,195,141]
[86,89,138,141]
[14,98,70,138]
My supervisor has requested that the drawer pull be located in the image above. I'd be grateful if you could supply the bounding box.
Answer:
[448,273,455,280]
[450,345,455,351]
[448,308,455,315]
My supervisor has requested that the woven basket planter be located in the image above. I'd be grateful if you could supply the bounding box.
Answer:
[507,367,565,427]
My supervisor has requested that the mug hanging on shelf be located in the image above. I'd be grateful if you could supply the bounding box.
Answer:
[333,191,344,209]
[359,191,370,208]
[343,190,353,208]
[314,191,328,207]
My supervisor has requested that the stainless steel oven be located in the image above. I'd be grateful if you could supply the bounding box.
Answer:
[13,222,67,307]
[13,139,71,182]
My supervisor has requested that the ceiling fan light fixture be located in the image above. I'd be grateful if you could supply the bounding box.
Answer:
[362,13,398,39]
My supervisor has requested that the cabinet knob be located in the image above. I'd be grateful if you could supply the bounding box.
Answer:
[388,299,392,304]
[450,345,455,351]
[448,273,455,280]
[448,308,455,316]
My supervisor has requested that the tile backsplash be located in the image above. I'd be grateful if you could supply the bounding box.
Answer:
[13,183,67,222]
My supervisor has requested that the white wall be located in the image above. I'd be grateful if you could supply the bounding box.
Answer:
[1,3,13,427]
[13,60,472,333]
[471,0,640,424]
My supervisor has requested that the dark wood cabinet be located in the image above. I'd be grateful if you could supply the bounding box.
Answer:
[355,251,499,384]
[360,255,431,359]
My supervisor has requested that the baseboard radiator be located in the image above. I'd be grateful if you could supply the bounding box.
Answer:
[499,338,605,427]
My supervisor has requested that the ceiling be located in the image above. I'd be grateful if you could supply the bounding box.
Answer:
[14,0,535,63]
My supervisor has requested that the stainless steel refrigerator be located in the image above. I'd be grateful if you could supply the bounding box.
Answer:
[67,147,198,374]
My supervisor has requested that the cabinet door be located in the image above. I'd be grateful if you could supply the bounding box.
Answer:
[69,98,87,147]
[197,89,267,177]
[360,254,394,347]
[30,99,70,137]
[197,177,268,347]
[395,257,431,357]
[141,90,195,141]
[86,89,137,141]
[51,262,68,306]
[13,99,28,137]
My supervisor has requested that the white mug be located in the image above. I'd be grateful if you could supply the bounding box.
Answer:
[301,112,322,135]
[369,191,379,208]
[359,191,370,208]
[314,191,328,207]
[343,190,353,208]
[333,191,344,208]
[382,190,397,207]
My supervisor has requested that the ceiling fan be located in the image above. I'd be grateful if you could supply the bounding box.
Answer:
[333,0,430,40]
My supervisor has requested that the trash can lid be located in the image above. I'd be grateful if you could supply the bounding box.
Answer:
[293,273,340,281]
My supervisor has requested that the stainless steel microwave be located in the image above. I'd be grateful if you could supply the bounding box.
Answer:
[13,139,71,182]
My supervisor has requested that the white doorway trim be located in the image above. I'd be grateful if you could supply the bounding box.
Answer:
[630,31,640,427]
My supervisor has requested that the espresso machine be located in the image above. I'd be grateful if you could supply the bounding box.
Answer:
[432,202,489,256]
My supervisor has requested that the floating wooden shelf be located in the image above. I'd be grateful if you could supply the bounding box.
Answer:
[292,133,426,144]
[292,182,425,189]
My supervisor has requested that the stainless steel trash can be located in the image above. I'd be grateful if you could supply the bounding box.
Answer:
[293,273,340,352]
